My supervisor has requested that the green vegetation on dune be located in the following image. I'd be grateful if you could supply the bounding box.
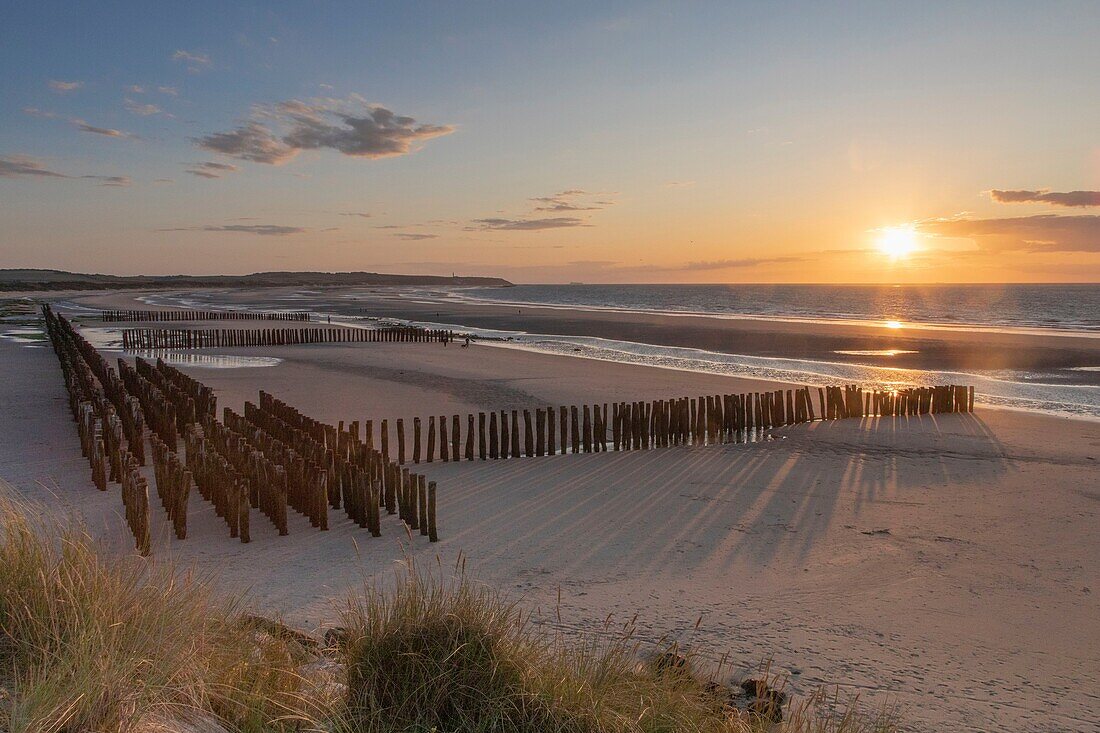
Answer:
[0,487,895,733]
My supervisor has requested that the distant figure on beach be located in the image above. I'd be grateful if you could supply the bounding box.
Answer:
[463,336,470,348]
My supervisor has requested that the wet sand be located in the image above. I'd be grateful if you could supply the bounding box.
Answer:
[68,287,1100,379]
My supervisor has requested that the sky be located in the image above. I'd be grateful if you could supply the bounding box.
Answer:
[1,1,1098,284]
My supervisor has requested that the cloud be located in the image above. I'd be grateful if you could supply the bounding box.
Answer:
[195,97,454,164]
[124,98,164,116]
[23,107,61,119]
[917,214,1100,253]
[127,85,146,94]
[83,175,132,187]
[583,257,803,274]
[72,120,135,139]
[157,86,179,96]
[339,212,372,218]
[159,224,305,236]
[0,155,69,178]
[472,188,615,230]
[280,103,454,158]
[990,189,1100,208]
[470,217,589,231]
[49,80,82,93]
[674,257,802,271]
[664,180,696,188]
[528,189,614,212]
[1,155,130,185]
[393,232,438,240]
[185,161,240,179]
[172,50,212,72]
[195,121,297,164]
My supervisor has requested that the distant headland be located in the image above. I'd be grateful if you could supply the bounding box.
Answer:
[0,269,513,292]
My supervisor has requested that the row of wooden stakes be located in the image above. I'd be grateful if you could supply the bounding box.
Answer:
[45,305,444,551]
[369,383,976,466]
[250,391,439,541]
[44,306,152,554]
[121,325,456,351]
[102,308,311,322]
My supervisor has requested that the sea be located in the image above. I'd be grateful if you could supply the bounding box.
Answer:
[453,283,1100,334]
[45,283,1099,421]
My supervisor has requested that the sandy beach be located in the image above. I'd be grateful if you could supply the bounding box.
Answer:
[1,289,1097,732]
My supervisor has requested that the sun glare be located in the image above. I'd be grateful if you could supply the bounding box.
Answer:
[876,225,918,258]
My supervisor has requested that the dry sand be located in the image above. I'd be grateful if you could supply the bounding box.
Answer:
[1,292,1098,732]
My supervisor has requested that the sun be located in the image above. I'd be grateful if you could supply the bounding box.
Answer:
[876,225,918,258]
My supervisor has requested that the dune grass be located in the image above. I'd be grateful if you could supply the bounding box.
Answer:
[339,561,897,733]
[1,484,896,732]
[0,490,329,733]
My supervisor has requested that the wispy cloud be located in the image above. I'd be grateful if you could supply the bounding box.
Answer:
[172,49,212,72]
[1,154,130,185]
[25,107,137,139]
[470,188,615,231]
[339,212,373,218]
[48,80,83,93]
[23,107,61,119]
[185,161,240,179]
[124,98,165,116]
[989,189,1100,208]
[83,175,131,187]
[195,96,454,165]
[157,85,179,96]
[918,214,1100,253]
[195,122,294,164]
[528,189,614,212]
[72,120,136,139]
[664,180,696,188]
[0,155,69,178]
[569,257,803,274]
[470,217,589,231]
[393,232,438,240]
[159,224,305,236]
[127,85,146,94]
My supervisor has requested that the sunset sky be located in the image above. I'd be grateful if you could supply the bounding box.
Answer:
[2,1,1098,283]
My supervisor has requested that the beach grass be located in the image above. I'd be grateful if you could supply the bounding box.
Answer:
[0,485,895,733]
[0,488,329,733]
[339,560,897,733]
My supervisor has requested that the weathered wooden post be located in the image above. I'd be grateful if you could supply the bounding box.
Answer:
[500,411,509,459]
[397,419,406,464]
[478,412,487,459]
[427,416,436,463]
[546,406,556,456]
[489,412,499,458]
[559,406,568,455]
[413,417,421,464]
[511,410,520,457]
[535,408,545,456]
[427,481,438,542]
[465,414,474,460]
[439,415,449,461]
[418,475,428,536]
[452,415,461,461]
[582,405,592,453]
[570,406,580,454]
[523,410,534,457]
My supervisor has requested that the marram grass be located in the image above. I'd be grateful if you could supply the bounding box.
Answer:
[0,484,895,732]
[0,488,329,733]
